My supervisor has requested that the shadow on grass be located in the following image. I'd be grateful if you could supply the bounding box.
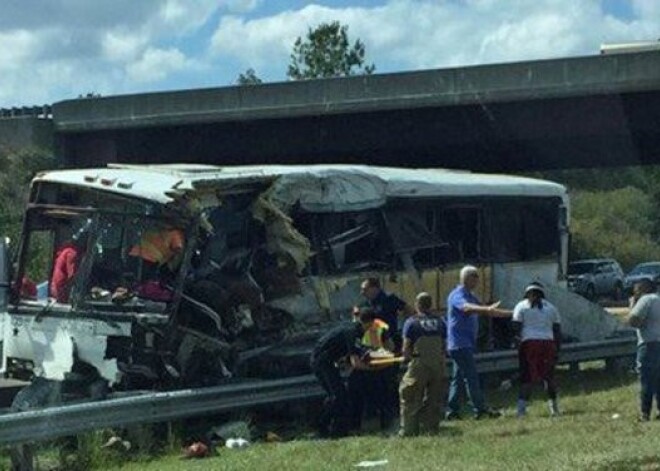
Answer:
[592,454,660,471]
[491,426,533,439]
[554,408,587,417]
[484,366,637,413]
[558,367,637,396]
[492,365,635,394]
[438,426,463,438]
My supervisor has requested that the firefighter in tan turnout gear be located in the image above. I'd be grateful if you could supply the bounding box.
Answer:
[398,292,447,437]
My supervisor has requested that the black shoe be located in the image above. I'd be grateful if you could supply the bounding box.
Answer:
[475,408,502,420]
[444,411,461,421]
[639,413,651,422]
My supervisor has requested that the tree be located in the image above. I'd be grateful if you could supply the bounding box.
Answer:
[569,187,660,270]
[0,146,58,273]
[287,21,375,80]
[236,68,263,86]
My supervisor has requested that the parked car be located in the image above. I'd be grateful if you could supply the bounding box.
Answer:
[623,262,660,296]
[567,258,625,300]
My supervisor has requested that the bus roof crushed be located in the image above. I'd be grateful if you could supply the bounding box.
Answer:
[34,164,569,210]
[6,164,626,396]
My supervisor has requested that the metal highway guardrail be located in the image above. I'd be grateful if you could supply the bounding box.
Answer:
[475,337,637,373]
[0,337,637,447]
[0,376,325,446]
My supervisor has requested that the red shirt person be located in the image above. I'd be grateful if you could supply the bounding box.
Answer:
[50,242,83,303]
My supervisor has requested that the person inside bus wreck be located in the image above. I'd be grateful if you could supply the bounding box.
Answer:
[126,226,185,302]
[49,219,91,303]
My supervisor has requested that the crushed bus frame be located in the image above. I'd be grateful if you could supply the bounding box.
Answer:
[0,164,627,403]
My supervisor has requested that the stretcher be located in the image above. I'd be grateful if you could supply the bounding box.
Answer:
[368,356,405,366]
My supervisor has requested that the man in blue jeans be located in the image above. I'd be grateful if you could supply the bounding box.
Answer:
[445,265,512,420]
[626,278,660,421]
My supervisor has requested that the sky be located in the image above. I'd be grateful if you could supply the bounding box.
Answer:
[0,0,658,108]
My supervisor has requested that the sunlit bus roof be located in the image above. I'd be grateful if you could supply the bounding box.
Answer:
[34,164,568,211]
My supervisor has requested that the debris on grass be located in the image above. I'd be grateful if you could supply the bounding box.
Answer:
[101,435,131,451]
[225,438,250,449]
[183,441,210,459]
[266,431,283,443]
[355,459,388,468]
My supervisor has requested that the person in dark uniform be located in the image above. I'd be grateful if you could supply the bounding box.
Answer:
[310,320,365,438]
[355,277,413,416]
[347,308,395,432]
[399,292,446,436]
[357,277,413,343]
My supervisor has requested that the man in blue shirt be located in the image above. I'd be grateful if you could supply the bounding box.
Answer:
[445,265,511,420]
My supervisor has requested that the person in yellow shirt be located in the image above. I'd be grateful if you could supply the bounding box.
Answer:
[129,227,185,271]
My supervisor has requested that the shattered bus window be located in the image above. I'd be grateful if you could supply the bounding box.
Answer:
[15,209,93,305]
[85,215,186,311]
[298,211,391,274]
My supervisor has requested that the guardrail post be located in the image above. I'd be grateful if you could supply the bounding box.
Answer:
[10,444,34,471]
[605,355,635,373]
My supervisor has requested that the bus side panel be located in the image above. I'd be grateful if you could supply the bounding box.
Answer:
[3,314,131,384]
[383,265,493,313]
[492,261,558,307]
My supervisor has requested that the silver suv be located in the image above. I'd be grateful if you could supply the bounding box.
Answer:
[567,258,625,300]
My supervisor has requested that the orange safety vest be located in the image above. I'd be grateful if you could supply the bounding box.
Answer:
[361,319,389,349]
[129,228,184,268]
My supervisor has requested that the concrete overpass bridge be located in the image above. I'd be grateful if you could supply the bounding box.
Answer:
[15,50,660,171]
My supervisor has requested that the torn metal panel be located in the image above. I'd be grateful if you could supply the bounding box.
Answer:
[267,276,363,324]
[175,328,233,385]
[384,208,447,253]
[262,170,387,213]
[251,195,311,274]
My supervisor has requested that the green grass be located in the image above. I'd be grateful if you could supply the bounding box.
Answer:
[4,364,658,470]
[100,364,660,471]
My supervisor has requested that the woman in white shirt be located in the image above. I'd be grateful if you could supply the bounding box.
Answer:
[512,282,562,417]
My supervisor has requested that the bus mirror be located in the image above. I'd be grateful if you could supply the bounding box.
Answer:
[0,237,9,310]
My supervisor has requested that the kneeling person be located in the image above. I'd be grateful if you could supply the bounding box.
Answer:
[310,320,364,438]
[348,308,395,432]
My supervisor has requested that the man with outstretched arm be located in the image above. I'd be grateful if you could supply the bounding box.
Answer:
[445,265,512,420]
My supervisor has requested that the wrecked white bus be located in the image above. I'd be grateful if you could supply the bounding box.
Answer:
[0,164,570,398]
